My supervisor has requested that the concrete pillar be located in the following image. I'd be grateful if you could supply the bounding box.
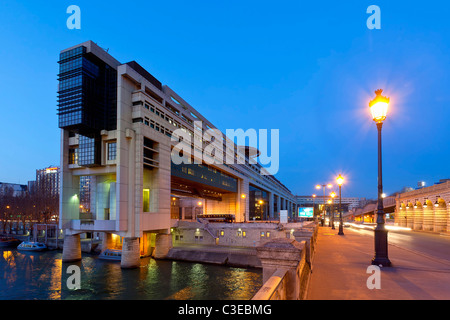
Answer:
[121,237,140,269]
[268,192,274,220]
[153,233,173,259]
[62,234,82,262]
[256,238,307,300]
[102,232,113,252]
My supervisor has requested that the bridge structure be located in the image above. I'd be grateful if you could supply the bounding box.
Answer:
[57,41,297,267]
[396,180,450,233]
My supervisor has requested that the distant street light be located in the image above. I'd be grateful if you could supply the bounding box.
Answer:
[312,194,316,221]
[330,191,336,229]
[316,183,332,225]
[336,174,344,235]
[369,89,391,267]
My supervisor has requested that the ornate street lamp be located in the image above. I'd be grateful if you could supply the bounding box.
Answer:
[336,174,344,235]
[369,89,391,267]
[330,191,336,229]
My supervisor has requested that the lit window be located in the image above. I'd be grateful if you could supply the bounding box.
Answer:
[107,142,117,161]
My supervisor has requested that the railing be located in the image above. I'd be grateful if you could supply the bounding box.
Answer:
[252,224,318,300]
[252,269,288,300]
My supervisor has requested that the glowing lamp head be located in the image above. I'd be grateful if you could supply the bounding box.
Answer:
[369,89,389,123]
[312,194,316,198]
[330,192,336,199]
[327,184,332,188]
[315,185,321,190]
[198,201,202,206]
[258,200,264,205]
[336,174,344,186]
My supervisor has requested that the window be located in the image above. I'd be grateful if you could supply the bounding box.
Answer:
[68,148,78,165]
[107,142,117,161]
[143,189,150,212]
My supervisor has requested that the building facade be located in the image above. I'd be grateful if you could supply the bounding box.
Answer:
[58,41,298,267]
[35,166,60,197]
[0,182,27,197]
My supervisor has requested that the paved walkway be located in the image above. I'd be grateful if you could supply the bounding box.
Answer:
[306,226,450,300]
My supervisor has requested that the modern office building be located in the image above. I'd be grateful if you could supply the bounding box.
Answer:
[58,41,297,267]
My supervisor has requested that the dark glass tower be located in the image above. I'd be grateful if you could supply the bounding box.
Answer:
[57,45,117,166]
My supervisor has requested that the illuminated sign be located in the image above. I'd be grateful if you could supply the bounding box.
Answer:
[299,207,314,218]
[45,167,59,174]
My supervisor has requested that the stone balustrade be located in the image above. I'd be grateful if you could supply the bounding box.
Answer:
[252,224,318,300]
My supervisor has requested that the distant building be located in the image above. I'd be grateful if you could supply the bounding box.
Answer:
[36,166,60,197]
[296,195,366,211]
[0,182,28,197]
[27,180,36,195]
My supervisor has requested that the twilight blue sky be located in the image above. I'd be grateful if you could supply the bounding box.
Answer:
[1,1,449,198]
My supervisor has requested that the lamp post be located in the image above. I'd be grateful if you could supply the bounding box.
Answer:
[312,194,316,222]
[369,89,391,267]
[316,184,332,227]
[330,191,336,229]
[336,174,344,235]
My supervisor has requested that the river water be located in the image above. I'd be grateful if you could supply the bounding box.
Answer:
[0,249,262,300]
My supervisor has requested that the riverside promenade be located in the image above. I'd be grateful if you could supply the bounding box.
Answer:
[306,226,450,300]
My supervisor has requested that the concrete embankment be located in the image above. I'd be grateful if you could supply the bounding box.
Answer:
[166,245,262,268]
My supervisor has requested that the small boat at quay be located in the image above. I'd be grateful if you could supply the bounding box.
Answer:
[0,236,21,247]
[17,241,47,251]
[99,249,122,261]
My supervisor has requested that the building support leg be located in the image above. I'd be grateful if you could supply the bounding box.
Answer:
[121,237,140,269]
[153,234,173,259]
[62,234,82,262]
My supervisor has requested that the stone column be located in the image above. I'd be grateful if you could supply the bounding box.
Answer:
[434,203,447,233]
[153,233,173,259]
[413,205,423,231]
[62,234,81,262]
[121,237,140,269]
[256,238,307,300]
[293,229,315,266]
[406,204,414,229]
[447,205,450,234]
[423,203,434,231]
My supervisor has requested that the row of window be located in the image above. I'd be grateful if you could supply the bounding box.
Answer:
[137,95,293,200]
[59,75,82,91]
[68,141,116,165]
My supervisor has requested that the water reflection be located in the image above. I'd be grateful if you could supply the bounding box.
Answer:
[0,249,261,300]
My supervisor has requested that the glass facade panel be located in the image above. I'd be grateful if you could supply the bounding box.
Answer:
[57,45,117,135]
[249,185,269,221]
[107,142,117,160]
